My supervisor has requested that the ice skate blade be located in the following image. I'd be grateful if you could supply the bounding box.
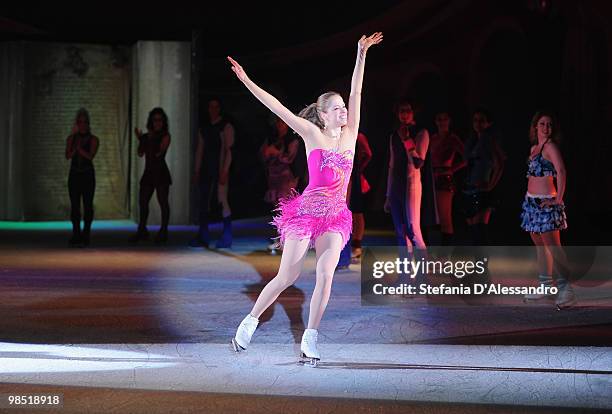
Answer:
[523,296,555,303]
[556,299,577,310]
[231,338,246,353]
[299,352,319,367]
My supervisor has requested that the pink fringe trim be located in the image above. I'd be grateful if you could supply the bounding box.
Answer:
[270,188,352,249]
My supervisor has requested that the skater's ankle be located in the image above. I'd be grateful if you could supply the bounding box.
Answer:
[248,313,259,321]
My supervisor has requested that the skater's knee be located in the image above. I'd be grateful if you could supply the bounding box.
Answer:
[276,271,300,287]
[315,270,334,285]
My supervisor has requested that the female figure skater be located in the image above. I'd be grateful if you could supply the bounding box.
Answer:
[228,32,383,366]
[521,111,575,309]
[130,107,172,244]
[65,108,99,247]
[462,108,505,245]
[430,111,466,245]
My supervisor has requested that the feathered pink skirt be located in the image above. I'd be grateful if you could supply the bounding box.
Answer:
[270,188,352,249]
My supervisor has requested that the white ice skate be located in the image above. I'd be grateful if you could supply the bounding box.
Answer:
[299,328,320,367]
[555,279,577,310]
[231,314,259,352]
[523,275,555,302]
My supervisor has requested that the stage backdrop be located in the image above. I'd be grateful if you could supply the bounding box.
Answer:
[0,41,192,224]
[0,42,25,220]
[0,41,130,220]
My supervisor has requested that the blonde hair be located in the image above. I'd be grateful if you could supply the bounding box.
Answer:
[297,91,340,129]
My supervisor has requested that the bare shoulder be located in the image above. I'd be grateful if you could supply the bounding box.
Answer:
[302,125,326,149]
[544,141,560,151]
[301,119,322,139]
[543,141,562,158]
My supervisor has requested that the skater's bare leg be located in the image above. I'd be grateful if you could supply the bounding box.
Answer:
[308,232,343,329]
[540,230,569,276]
[541,231,574,306]
[530,232,553,276]
[250,237,310,318]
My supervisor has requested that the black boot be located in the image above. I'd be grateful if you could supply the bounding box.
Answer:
[69,220,82,247]
[155,227,168,244]
[129,226,149,243]
[215,215,233,248]
[82,220,92,247]
[189,222,210,248]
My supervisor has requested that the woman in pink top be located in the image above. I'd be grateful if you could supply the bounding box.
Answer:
[228,32,383,366]
[260,116,300,205]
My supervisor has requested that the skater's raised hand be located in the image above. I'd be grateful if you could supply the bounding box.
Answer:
[358,32,383,55]
[348,32,383,136]
[226,55,317,141]
[227,56,249,83]
[134,127,143,139]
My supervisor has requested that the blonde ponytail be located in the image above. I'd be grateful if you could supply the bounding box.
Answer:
[297,91,341,130]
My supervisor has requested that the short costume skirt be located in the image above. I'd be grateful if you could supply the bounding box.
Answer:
[270,188,352,249]
[520,193,567,233]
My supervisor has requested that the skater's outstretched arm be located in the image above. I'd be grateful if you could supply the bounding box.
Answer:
[346,32,383,138]
[227,56,318,142]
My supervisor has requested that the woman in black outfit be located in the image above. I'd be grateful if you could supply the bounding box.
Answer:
[130,107,172,243]
[461,108,505,245]
[65,108,99,247]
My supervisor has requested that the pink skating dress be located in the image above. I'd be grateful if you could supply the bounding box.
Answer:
[271,148,354,249]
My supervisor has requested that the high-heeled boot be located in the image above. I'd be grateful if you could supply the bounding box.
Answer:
[82,220,92,247]
[215,215,233,248]
[69,219,82,246]
[189,223,210,248]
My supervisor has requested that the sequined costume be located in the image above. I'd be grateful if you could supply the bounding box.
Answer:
[271,148,353,249]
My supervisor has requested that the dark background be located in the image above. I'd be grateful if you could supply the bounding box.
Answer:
[2,0,612,245]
